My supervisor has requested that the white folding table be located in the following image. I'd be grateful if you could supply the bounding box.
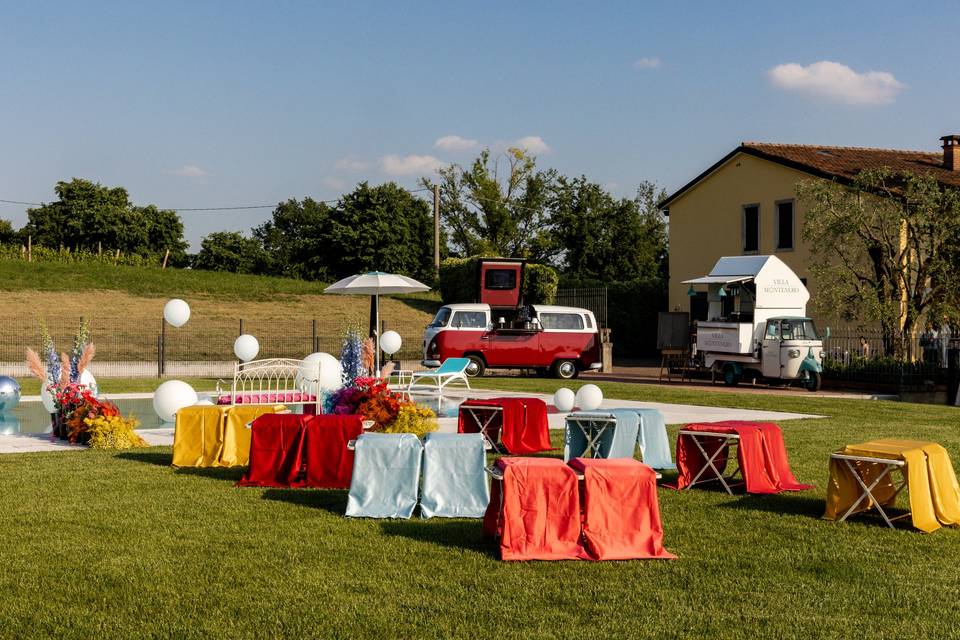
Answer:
[564,414,620,459]
[677,429,744,495]
[459,404,505,453]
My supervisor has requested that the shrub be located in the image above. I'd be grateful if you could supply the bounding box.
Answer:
[85,414,147,450]
[384,403,438,438]
[522,263,558,305]
[439,255,558,305]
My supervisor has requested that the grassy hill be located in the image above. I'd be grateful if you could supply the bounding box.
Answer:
[0,260,441,363]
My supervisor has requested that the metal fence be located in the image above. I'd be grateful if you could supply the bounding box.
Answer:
[556,287,608,327]
[1,316,429,378]
[821,325,953,390]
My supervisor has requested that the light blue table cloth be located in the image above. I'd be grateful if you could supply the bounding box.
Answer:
[419,433,490,519]
[346,433,423,519]
[632,408,676,470]
[563,410,639,461]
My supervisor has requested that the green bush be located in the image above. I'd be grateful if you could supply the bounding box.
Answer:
[523,263,558,304]
[0,244,159,267]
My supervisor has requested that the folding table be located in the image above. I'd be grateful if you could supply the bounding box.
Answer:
[563,411,638,461]
[459,403,505,453]
[346,433,423,519]
[457,397,551,455]
[828,451,908,528]
[419,433,489,519]
[676,429,744,494]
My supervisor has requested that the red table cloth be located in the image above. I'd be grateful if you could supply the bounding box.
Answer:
[458,397,551,454]
[237,413,363,488]
[483,457,586,561]
[673,421,813,494]
[568,458,676,560]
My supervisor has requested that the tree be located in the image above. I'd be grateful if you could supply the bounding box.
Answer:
[253,198,333,280]
[424,148,556,262]
[324,182,437,283]
[192,231,267,274]
[0,219,16,245]
[798,168,960,357]
[551,178,667,283]
[20,178,188,262]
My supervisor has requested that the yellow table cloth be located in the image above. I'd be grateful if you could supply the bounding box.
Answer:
[173,405,285,467]
[824,439,960,532]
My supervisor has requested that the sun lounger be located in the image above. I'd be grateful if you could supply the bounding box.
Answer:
[406,357,471,394]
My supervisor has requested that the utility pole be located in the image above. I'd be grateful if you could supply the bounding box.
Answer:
[433,184,440,277]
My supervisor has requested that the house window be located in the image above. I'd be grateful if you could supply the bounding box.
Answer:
[742,205,759,253]
[776,200,794,250]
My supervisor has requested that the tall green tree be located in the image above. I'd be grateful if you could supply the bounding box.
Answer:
[798,168,960,357]
[253,198,333,280]
[192,231,267,274]
[0,219,16,245]
[324,182,437,283]
[424,148,556,262]
[551,178,667,283]
[20,178,188,264]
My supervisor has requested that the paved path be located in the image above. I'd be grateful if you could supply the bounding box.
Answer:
[0,389,822,454]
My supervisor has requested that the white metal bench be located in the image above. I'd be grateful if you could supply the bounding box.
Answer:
[216,357,322,412]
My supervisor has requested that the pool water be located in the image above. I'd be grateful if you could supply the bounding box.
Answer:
[2,394,464,435]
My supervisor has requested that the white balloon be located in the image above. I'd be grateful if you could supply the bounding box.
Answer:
[163,299,191,327]
[296,352,343,396]
[233,334,260,362]
[153,380,199,422]
[575,384,603,411]
[553,387,576,412]
[380,330,402,355]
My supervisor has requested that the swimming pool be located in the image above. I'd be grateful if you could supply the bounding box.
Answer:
[2,394,465,435]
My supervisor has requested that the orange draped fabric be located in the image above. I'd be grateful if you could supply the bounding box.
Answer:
[569,458,676,560]
[673,421,812,494]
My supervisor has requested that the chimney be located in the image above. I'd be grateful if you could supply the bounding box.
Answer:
[942,135,960,171]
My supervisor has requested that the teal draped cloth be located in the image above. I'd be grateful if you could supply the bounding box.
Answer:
[564,410,639,461]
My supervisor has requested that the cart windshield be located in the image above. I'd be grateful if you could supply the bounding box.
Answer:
[780,319,819,340]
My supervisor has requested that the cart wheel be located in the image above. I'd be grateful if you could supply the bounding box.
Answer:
[464,355,485,378]
[722,364,740,387]
[552,359,579,380]
[803,371,822,392]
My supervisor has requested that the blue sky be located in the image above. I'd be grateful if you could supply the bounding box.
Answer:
[1,1,957,247]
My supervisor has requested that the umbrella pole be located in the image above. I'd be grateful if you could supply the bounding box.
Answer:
[375,294,381,374]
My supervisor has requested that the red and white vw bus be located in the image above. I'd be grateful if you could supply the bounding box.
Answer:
[422,303,602,379]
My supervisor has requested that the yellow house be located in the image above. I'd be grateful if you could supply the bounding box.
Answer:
[661,137,960,320]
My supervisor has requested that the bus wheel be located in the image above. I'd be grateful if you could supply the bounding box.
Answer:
[464,355,485,378]
[552,359,579,380]
[803,371,822,392]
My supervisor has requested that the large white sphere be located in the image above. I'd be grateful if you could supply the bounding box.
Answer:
[153,380,199,422]
[380,330,402,355]
[553,387,575,413]
[163,299,191,328]
[296,352,343,396]
[575,384,603,411]
[233,334,260,362]
[0,375,21,412]
[79,369,98,397]
[40,380,56,413]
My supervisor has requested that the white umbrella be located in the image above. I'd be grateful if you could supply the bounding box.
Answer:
[324,271,431,372]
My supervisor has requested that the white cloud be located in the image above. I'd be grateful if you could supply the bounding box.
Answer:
[511,135,551,154]
[633,56,661,70]
[434,134,481,152]
[334,157,369,172]
[169,165,210,178]
[767,60,904,105]
[379,154,445,176]
[321,176,345,191]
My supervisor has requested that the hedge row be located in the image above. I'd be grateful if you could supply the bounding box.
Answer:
[0,244,160,267]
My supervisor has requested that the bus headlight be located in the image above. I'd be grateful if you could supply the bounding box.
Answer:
[788,349,801,358]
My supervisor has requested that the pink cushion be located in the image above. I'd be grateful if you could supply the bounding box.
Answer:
[216,391,317,405]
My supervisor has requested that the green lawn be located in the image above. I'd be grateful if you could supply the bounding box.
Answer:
[2,381,959,638]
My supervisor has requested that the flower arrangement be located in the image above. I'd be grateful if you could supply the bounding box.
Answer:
[326,376,437,436]
[85,414,146,450]
[340,328,367,384]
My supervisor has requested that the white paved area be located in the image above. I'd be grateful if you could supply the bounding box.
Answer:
[0,389,823,454]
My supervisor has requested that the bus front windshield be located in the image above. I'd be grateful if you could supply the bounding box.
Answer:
[429,308,451,328]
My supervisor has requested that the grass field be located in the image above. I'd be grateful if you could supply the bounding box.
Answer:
[2,379,958,639]
[0,260,440,362]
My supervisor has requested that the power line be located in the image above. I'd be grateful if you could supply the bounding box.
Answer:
[0,187,433,213]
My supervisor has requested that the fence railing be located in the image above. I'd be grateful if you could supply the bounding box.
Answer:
[556,287,608,328]
[2,316,429,378]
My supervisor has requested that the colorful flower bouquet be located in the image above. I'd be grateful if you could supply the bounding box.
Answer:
[326,376,437,436]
